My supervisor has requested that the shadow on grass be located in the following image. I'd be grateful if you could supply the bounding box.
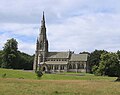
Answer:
[53,91,70,95]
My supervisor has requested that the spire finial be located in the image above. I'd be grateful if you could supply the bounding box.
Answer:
[41,11,45,27]
[42,11,45,22]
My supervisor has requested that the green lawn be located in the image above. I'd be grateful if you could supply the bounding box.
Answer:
[0,68,117,80]
[0,68,120,95]
[0,68,36,79]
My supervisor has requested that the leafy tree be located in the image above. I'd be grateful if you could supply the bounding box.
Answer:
[0,50,3,67]
[18,51,34,70]
[79,51,90,55]
[88,50,107,73]
[92,65,98,75]
[116,51,120,81]
[117,50,120,60]
[1,38,18,69]
[96,52,120,77]
[1,38,34,70]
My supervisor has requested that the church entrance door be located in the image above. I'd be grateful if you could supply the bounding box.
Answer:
[41,65,48,72]
[43,67,46,71]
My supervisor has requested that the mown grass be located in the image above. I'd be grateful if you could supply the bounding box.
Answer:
[0,68,117,81]
[0,68,120,95]
[0,68,36,79]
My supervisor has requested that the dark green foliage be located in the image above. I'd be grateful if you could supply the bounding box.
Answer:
[35,71,43,79]
[88,50,107,73]
[0,50,3,67]
[117,50,120,60]
[92,65,99,75]
[95,52,120,77]
[1,38,34,70]
[79,51,90,55]
[2,38,18,69]
[17,51,34,70]
[0,50,34,70]
[89,50,120,78]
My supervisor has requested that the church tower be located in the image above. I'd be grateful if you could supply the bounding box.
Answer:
[33,12,48,71]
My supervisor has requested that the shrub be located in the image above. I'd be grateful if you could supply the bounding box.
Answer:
[2,73,6,78]
[35,71,43,79]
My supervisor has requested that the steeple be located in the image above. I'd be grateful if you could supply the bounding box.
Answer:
[42,11,45,22]
[34,12,49,71]
[41,11,45,27]
[39,12,48,52]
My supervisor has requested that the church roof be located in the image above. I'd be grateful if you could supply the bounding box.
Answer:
[47,52,69,58]
[69,54,88,61]
[40,61,68,64]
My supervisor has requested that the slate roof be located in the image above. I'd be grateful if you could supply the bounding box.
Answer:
[46,52,88,62]
[47,52,69,58]
[69,54,88,61]
[40,61,68,64]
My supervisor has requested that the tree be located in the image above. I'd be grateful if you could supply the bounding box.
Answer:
[17,51,34,70]
[92,65,99,75]
[79,51,90,55]
[117,50,120,60]
[116,51,120,81]
[96,52,120,78]
[0,50,3,67]
[1,38,34,70]
[1,38,18,69]
[88,50,107,73]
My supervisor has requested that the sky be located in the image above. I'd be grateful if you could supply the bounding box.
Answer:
[0,0,120,55]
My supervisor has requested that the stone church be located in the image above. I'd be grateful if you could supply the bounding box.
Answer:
[33,12,89,73]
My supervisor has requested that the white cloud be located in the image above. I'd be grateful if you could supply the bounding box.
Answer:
[0,23,39,54]
[48,13,120,53]
[18,39,35,55]
[0,0,120,23]
[0,0,120,54]
[0,23,39,36]
[0,33,11,49]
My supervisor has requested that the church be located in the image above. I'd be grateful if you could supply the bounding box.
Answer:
[33,12,89,73]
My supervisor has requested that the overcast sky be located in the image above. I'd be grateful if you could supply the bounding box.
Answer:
[0,0,120,55]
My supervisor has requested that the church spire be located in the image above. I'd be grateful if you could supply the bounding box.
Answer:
[33,12,48,71]
[39,12,48,52]
[41,11,45,27]
[40,12,46,35]
[43,11,45,21]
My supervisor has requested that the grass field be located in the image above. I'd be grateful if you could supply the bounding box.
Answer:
[0,68,120,95]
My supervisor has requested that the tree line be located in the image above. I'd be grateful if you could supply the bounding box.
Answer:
[87,50,120,80]
[0,38,120,80]
[0,38,34,70]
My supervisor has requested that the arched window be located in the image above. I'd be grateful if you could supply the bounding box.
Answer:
[60,65,62,70]
[60,65,64,70]
[81,64,84,69]
[69,64,72,69]
[55,65,58,70]
[78,64,81,69]
[63,65,64,70]
[73,64,76,69]
[50,65,53,70]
